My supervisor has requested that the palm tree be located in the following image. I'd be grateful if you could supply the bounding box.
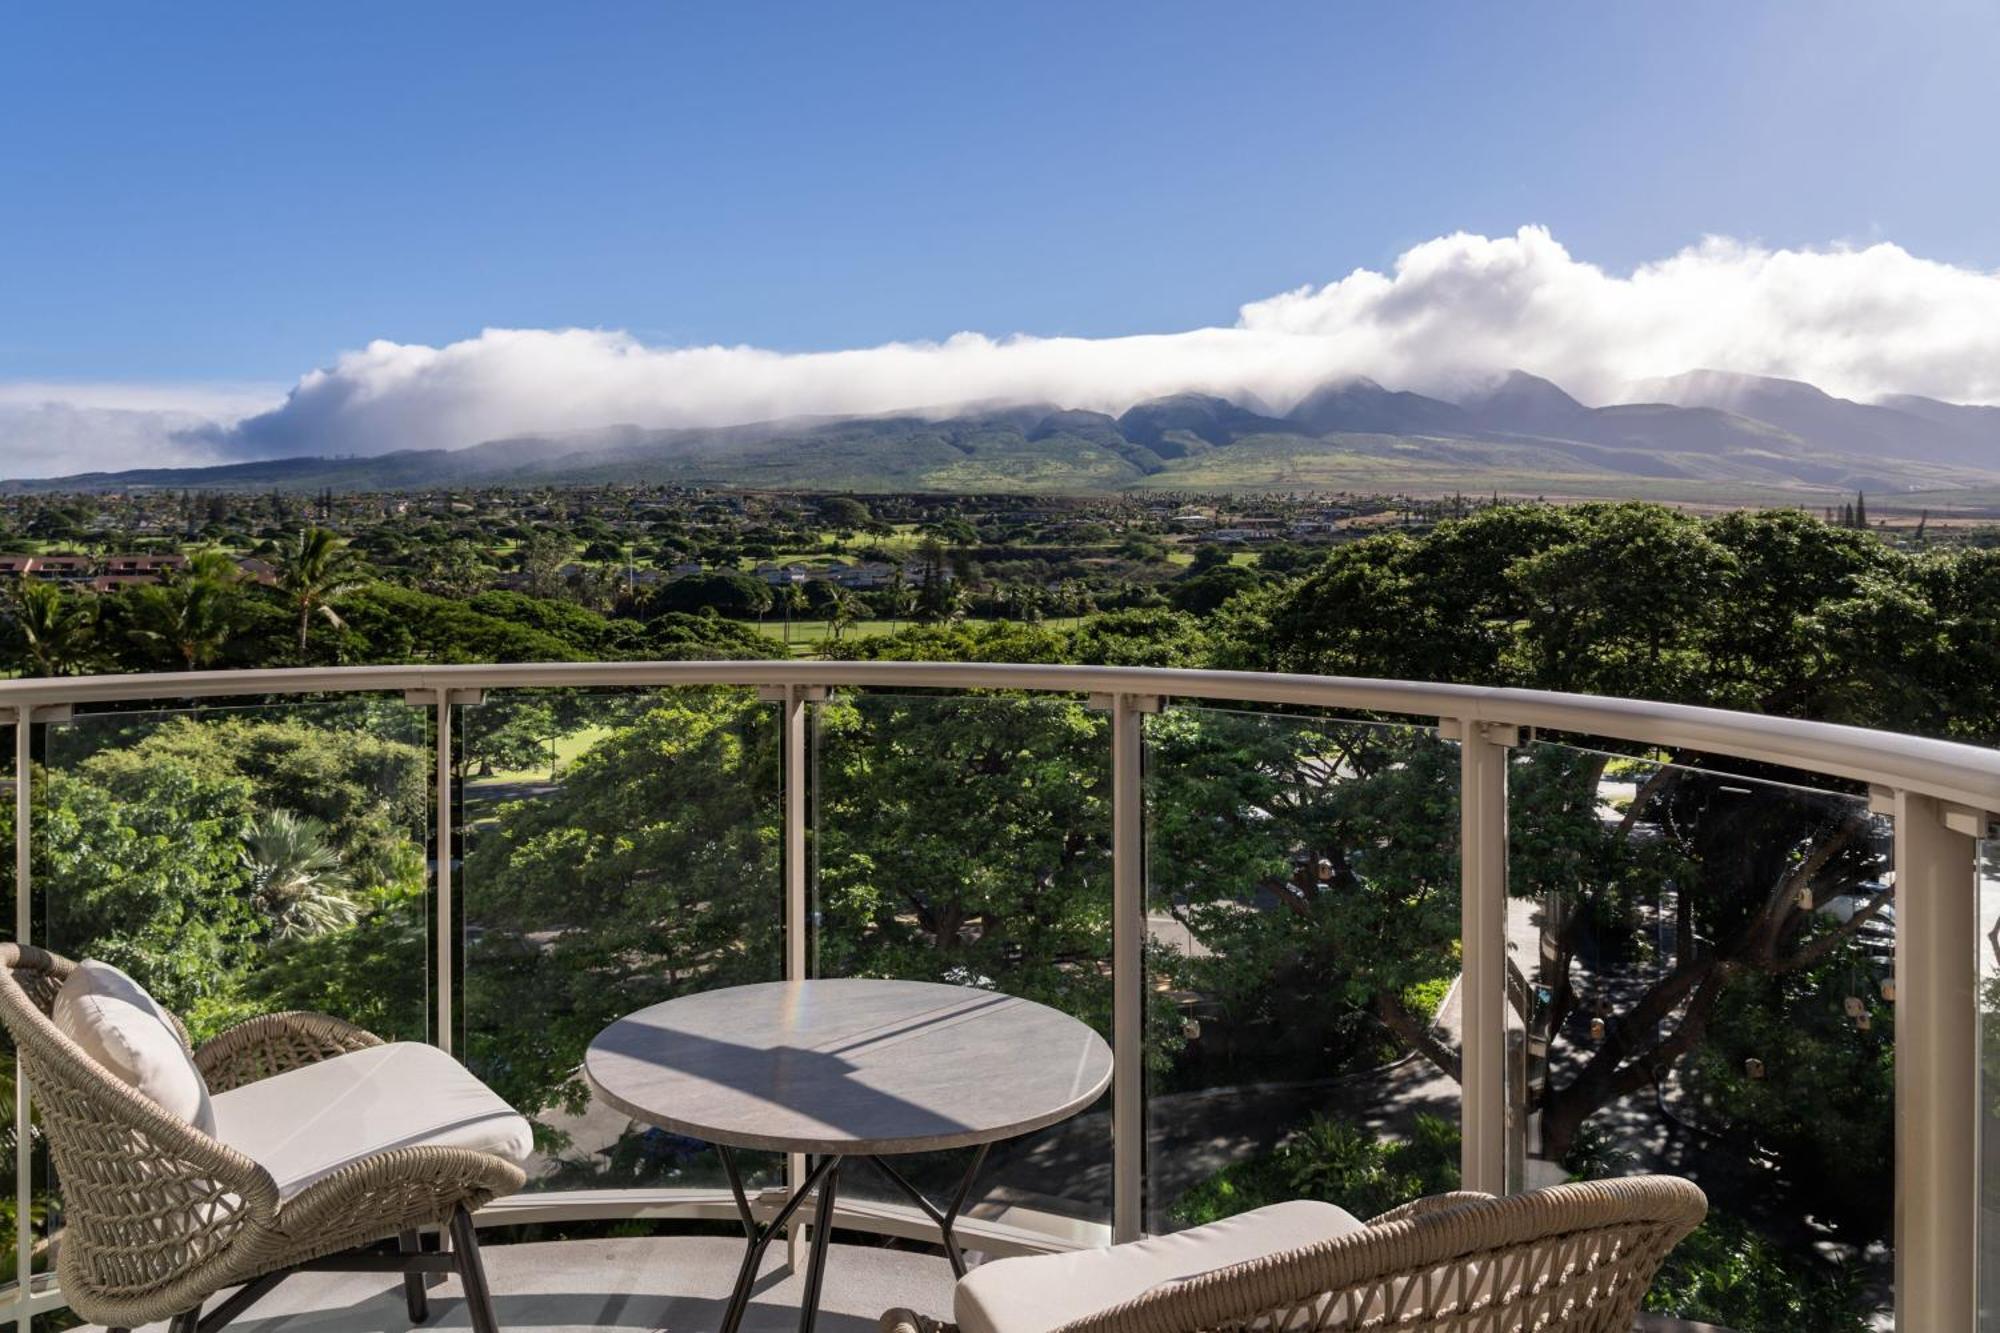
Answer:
[783,583,808,649]
[278,527,370,659]
[883,574,916,630]
[824,585,862,641]
[240,809,358,940]
[7,579,95,676]
[130,558,238,670]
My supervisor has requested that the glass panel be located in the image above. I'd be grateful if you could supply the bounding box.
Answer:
[812,691,1112,1241]
[1144,708,1462,1234]
[1512,741,1892,1331]
[0,715,40,1292]
[32,697,431,1286]
[457,687,782,1196]
[40,698,430,1041]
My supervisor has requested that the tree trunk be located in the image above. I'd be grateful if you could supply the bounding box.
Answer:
[1537,1084,1591,1164]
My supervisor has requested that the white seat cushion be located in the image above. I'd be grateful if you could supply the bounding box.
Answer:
[53,959,216,1136]
[210,1041,533,1199]
[955,1200,1364,1333]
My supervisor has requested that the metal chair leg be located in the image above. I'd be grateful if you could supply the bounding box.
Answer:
[168,1305,202,1333]
[448,1206,500,1333]
[400,1229,431,1324]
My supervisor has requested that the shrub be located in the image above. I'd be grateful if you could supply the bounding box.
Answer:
[1171,1112,1460,1227]
[1644,1210,1870,1333]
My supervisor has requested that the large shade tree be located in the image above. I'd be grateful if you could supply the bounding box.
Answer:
[1197,503,1943,1239]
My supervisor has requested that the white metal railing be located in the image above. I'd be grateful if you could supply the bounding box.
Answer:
[5,660,1999,1330]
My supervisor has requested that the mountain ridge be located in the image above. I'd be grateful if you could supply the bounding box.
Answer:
[5,369,1995,496]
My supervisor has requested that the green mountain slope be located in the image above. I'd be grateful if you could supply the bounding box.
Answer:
[7,373,1997,499]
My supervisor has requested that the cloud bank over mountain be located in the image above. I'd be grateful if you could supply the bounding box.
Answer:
[0,382,283,478]
[7,226,2000,476]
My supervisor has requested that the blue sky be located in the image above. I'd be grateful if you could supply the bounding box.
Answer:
[5,1,1998,386]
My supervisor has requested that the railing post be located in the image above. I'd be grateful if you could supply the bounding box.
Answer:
[432,688,457,1056]
[435,689,453,1055]
[1892,789,1983,1331]
[411,688,482,1055]
[1449,717,1514,1197]
[764,684,823,1264]
[1094,691,1159,1243]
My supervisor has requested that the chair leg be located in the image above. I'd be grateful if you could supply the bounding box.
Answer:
[400,1229,431,1324]
[448,1206,500,1333]
[168,1305,202,1333]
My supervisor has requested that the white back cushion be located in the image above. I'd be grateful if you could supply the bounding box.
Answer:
[955,1200,1365,1333]
[53,960,217,1136]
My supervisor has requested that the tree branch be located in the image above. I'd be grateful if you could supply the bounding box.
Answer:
[1373,987,1462,1084]
[1772,884,1894,974]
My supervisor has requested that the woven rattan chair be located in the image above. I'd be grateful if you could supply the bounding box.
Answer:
[884,1176,1707,1333]
[0,943,529,1333]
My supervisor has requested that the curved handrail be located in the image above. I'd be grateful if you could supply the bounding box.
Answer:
[2,660,1997,811]
[3,655,1994,1321]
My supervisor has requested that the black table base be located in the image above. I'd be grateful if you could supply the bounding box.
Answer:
[715,1143,992,1333]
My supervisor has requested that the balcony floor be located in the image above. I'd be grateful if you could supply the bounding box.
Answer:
[73,1233,1737,1333]
[97,1236,954,1333]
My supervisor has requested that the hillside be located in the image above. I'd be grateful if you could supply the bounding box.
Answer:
[6,370,1996,498]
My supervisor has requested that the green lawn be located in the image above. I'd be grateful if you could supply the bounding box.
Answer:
[751,614,1081,656]
[465,723,617,786]
[753,617,925,656]
[1164,548,1259,567]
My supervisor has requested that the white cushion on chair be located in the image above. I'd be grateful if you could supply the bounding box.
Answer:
[53,959,216,1135]
[955,1200,1365,1333]
[210,1041,534,1199]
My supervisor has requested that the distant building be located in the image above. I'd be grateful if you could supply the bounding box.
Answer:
[828,561,900,589]
[752,563,817,586]
[26,555,93,580]
[101,553,189,578]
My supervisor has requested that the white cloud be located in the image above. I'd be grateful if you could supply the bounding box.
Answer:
[5,226,2000,477]
[0,383,283,479]
[1236,228,2000,406]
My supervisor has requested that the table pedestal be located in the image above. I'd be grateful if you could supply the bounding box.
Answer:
[715,1144,992,1333]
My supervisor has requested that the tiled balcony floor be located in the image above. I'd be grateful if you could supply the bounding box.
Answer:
[81,1234,1733,1333]
[98,1236,954,1333]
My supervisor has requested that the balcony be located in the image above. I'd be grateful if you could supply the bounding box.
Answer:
[3,660,1997,1332]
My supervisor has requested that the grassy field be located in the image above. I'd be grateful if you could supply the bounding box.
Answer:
[465,723,617,786]
[1162,548,1259,568]
[751,615,1083,656]
[756,617,913,653]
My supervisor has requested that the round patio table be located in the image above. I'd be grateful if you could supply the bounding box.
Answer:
[584,978,1114,1333]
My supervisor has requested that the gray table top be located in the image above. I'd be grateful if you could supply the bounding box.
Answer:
[584,978,1114,1155]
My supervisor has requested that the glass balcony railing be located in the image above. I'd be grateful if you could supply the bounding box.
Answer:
[456,686,782,1200]
[813,690,1113,1235]
[1510,741,1896,1320]
[1143,708,1462,1234]
[1,661,1995,1331]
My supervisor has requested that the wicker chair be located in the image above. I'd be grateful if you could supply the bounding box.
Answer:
[0,943,529,1333]
[883,1176,1707,1333]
